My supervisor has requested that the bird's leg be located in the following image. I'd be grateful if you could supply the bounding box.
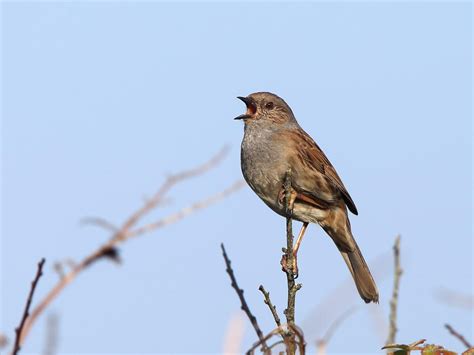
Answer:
[279,186,302,276]
[293,222,309,257]
[289,222,308,278]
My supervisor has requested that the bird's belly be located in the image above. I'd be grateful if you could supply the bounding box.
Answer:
[241,152,327,224]
[242,158,283,212]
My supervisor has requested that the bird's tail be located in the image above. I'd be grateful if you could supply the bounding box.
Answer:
[340,240,379,303]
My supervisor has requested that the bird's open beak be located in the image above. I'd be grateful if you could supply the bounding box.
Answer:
[234,96,257,120]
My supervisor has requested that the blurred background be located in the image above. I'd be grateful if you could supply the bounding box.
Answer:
[1,1,472,354]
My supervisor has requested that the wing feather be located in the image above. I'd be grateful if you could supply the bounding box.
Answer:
[283,129,358,215]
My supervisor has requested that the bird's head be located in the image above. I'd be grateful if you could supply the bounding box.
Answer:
[234,92,296,125]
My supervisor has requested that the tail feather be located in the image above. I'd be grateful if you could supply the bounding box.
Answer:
[319,204,379,303]
[341,242,379,303]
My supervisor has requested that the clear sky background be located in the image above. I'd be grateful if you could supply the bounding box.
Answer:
[1,1,472,354]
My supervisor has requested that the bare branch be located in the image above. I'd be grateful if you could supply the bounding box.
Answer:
[280,169,303,355]
[11,258,46,355]
[245,324,305,355]
[17,147,241,349]
[268,340,285,351]
[221,244,269,353]
[259,285,281,327]
[127,180,245,238]
[445,324,472,349]
[118,145,229,239]
[80,217,118,232]
[316,306,358,354]
[301,251,392,344]
[436,288,474,309]
[246,327,285,355]
[386,235,402,346]
[288,323,306,355]
[282,169,302,325]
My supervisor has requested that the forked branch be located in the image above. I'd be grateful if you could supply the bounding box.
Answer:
[15,147,243,350]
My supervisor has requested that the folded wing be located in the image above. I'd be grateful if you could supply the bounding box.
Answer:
[281,128,358,215]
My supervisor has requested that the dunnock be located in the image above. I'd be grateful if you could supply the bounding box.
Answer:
[235,92,379,303]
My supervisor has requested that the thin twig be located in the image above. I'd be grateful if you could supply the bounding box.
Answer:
[118,146,229,239]
[288,323,306,355]
[246,326,286,355]
[445,324,472,349]
[127,180,245,238]
[11,258,46,355]
[17,147,242,349]
[281,169,302,355]
[300,251,392,344]
[221,244,269,353]
[282,169,301,325]
[386,235,402,346]
[259,285,281,327]
[268,340,285,351]
[80,217,118,232]
[436,288,474,309]
[246,324,305,355]
[320,306,358,345]
[316,306,358,354]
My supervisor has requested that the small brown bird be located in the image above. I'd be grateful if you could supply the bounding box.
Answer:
[235,92,379,303]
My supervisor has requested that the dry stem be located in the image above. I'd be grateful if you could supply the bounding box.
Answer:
[12,258,45,355]
[17,147,243,349]
[246,327,284,355]
[259,285,281,327]
[445,324,472,349]
[281,169,303,355]
[246,324,305,355]
[316,306,358,355]
[221,244,269,353]
[386,235,402,346]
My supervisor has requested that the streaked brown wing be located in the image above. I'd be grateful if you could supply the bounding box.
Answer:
[285,129,359,215]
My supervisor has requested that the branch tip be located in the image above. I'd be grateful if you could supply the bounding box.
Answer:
[445,323,472,349]
[11,258,46,355]
[221,244,269,352]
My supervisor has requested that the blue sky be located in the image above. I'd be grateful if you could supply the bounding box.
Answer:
[1,1,472,354]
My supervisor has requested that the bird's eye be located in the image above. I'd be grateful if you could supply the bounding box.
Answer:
[265,102,274,110]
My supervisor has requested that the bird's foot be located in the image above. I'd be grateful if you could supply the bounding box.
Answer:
[281,252,299,279]
[278,188,286,204]
[278,187,297,214]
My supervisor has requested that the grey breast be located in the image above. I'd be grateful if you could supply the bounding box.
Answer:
[240,121,288,217]
[241,122,326,225]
